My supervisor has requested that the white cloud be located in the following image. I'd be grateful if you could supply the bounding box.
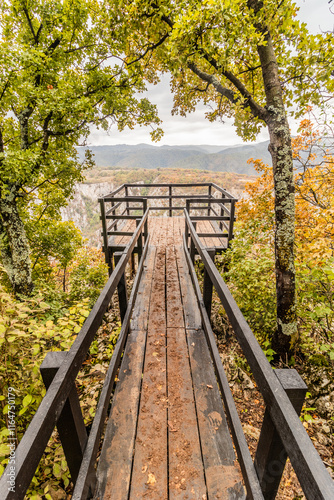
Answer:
[87,1,333,147]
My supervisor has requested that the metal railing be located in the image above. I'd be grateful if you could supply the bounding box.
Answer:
[183,208,334,500]
[0,210,150,500]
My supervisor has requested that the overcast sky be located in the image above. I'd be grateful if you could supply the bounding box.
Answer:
[88,0,334,147]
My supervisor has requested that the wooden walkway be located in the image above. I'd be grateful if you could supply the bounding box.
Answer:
[95,217,245,500]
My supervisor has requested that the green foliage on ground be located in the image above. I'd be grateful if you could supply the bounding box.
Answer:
[0,244,109,497]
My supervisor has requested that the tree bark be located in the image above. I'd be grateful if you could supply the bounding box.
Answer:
[0,188,33,296]
[252,2,297,356]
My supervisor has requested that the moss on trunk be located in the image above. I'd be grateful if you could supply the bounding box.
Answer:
[0,188,33,296]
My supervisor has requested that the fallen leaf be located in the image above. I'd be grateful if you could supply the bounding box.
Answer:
[142,465,147,474]
[147,473,156,485]
[207,384,213,389]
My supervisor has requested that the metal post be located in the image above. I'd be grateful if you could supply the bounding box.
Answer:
[203,248,215,319]
[114,251,128,322]
[40,352,90,487]
[169,185,172,217]
[254,369,307,500]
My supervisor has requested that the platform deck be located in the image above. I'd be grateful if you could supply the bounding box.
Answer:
[108,216,227,250]
[95,217,244,500]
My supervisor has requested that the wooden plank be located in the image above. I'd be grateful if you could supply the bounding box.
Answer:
[174,245,202,331]
[129,245,168,500]
[210,219,228,248]
[166,246,184,329]
[187,329,246,500]
[94,329,147,500]
[167,327,207,499]
[130,246,156,331]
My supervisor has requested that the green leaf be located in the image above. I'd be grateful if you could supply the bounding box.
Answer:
[22,394,33,407]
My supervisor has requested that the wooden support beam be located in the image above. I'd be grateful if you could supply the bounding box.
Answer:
[136,218,143,263]
[190,221,197,264]
[40,352,89,487]
[203,248,215,319]
[254,369,307,500]
[114,252,128,323]
[143,198,148,241]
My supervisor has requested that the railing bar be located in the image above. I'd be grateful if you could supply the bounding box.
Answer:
[105,215,146,220]
[215,202,231,216]
[197,232,229,238]
[106,231,134,236]
[190,216,231,221]
[184,210,334,499]
[105,201,122,215]
[72,234,151,500]
[210,182,238,200]
[148,206,186,210]
[98,184,125,199]
[183,234,264,500]
[124,182,212,188]
[0,210,149,500]
[102,196,145,202]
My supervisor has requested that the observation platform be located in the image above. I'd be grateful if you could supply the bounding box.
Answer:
[95,217,244,499]
[2,183,333,500]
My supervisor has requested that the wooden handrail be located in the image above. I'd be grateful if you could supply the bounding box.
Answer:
[184,208,334,499]
[72,234,151,499]
[0,209,150,500]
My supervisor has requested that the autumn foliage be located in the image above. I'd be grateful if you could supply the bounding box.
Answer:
[223,120,334,361]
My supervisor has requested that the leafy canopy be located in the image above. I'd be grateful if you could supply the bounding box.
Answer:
[116,0,334,140]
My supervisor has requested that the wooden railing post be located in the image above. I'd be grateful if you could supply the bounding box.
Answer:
[228,199,236,248]
[169,185,172,217]
[254,369,307,500]
[143,198,148,241]
[114,251,128,322]
[124,185,130,215]
[203,248,215,319]
[136,218,143,263]
[208,185,212,216]
[220,194,225,230]
[111,199,117,231]
[40,352,91,487]
[190,221,197,264]
[99,198,111,274]
[185,200,191,250]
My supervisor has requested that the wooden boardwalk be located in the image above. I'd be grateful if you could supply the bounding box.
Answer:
[95,217,245,500]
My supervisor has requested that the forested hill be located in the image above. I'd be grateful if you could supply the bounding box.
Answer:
[76,141,272,175]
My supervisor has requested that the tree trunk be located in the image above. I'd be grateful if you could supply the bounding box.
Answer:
[0,188,33,296]
[267,114,297,357]
[253,5,297,356]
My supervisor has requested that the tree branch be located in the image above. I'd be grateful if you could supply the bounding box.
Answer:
[199,52,267,120]
[22,6,38,44]
[187,62,267,121]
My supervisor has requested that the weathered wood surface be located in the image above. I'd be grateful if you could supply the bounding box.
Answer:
[197,219,227,248]
[95,216,244,500]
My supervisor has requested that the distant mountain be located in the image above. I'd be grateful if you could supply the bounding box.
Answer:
[77,141,271,175]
